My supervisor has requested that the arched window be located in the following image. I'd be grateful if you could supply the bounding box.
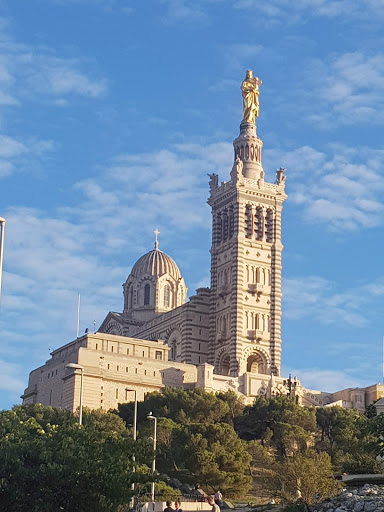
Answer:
[222,211,228,240]
[217,213,222,243]
[228,208,234,238]
[144,284,150,305]
[245,205,252,238]
[255,207,263,240]
[129,287,133,309]
[266,209,274,242]
[221,354,230,376]
[164,284,170,307]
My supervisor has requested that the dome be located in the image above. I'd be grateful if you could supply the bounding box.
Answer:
[130,247,181,280]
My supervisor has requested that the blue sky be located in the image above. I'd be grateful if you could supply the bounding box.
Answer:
[1,0,384,410]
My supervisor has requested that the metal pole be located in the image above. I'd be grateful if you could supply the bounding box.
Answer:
[148,414,157,502]
[126,389,138,501]
[76,293,80,338]
[0,217,5,305]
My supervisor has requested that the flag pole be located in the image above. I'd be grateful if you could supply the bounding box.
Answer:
[76,293,80,338]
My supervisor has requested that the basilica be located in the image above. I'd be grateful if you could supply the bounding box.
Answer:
[22,72,384,414]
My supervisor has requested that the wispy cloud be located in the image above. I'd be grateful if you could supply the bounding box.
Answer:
[287,368,372,394]
[38,0,134,14]
[158,0,210,27]
[0,135,54,179]
[265,144,384,231]
[283,275,384,328]
[303,52,384,126]
[68,142,232,236]
[234,0,384,22]
[0,19,107,180]
[0,359,25,395]
[1,141,231,374]
[0,20,107,107]
[223,43,264,73]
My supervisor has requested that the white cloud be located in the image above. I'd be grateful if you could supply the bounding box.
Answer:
[0,360,25,394]
[234,0,384,22]
[30,61,107,98]
[283,274,384,329]
[289,368,371,394]
[158,0,210,27]
[300,52,384,127]
[0,22,107,107]
[0,135,53,180]
[0,21,106,181]
[266,144,384,231]
[0,141,224,368]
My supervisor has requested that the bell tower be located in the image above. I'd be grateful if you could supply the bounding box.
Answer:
[208,70,287,380]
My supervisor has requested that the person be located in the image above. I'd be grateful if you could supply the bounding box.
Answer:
[208,496,220,512]
[164,501,174,512]
[241,70,262,123]
[214,490,223,508]
[174,500,183,512]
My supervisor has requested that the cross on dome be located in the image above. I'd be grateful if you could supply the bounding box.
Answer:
[154,228,160,250]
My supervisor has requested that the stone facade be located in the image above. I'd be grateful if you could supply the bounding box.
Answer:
[207,121,286,379]
[22,331,293,412]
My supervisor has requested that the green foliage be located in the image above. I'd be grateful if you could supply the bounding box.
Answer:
[315,406,379,471]
[118,387,243,427]
[365,412,384,459]
[235,396,316,456]
[117,387,249,494]
[365,403,378,419]
[171,422,252,495]
[316,407,361,456]
[333,452,380,474]
[270,450,341,505]
[215,390,245,424]
[0,404,152,512]
[153,481,181,500]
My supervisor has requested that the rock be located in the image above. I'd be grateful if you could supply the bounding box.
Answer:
[353,502,365,512]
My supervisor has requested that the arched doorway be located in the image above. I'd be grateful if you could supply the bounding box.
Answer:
[221,353,230,376]
[247,352,266,374]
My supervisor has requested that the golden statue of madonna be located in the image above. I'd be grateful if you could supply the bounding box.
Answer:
[241,70,262,123]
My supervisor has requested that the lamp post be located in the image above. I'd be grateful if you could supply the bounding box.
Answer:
[283,373,298,402]
[147,412,157,502]
[65,363,84,425]
[126,388,137,502]
[0,217,5,304]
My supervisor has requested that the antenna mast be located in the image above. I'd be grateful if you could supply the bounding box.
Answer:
[76,293,80,338]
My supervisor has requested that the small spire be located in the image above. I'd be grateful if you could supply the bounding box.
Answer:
[154,228,160,250]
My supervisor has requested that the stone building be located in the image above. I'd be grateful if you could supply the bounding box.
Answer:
[22,72,384,414]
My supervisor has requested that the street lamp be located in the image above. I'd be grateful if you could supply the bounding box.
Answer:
[65,363,84,425]
[147,412,157,502]
[126,388,138,502]
[0,217,5,305]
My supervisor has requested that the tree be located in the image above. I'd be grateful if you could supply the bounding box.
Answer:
[118,387,232,427]
[171,422,252,495]
[270,450,341,506]
[315,406,378,472]
[235,397,316,456]
[0,405,152,512]
[215,390,245,424]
